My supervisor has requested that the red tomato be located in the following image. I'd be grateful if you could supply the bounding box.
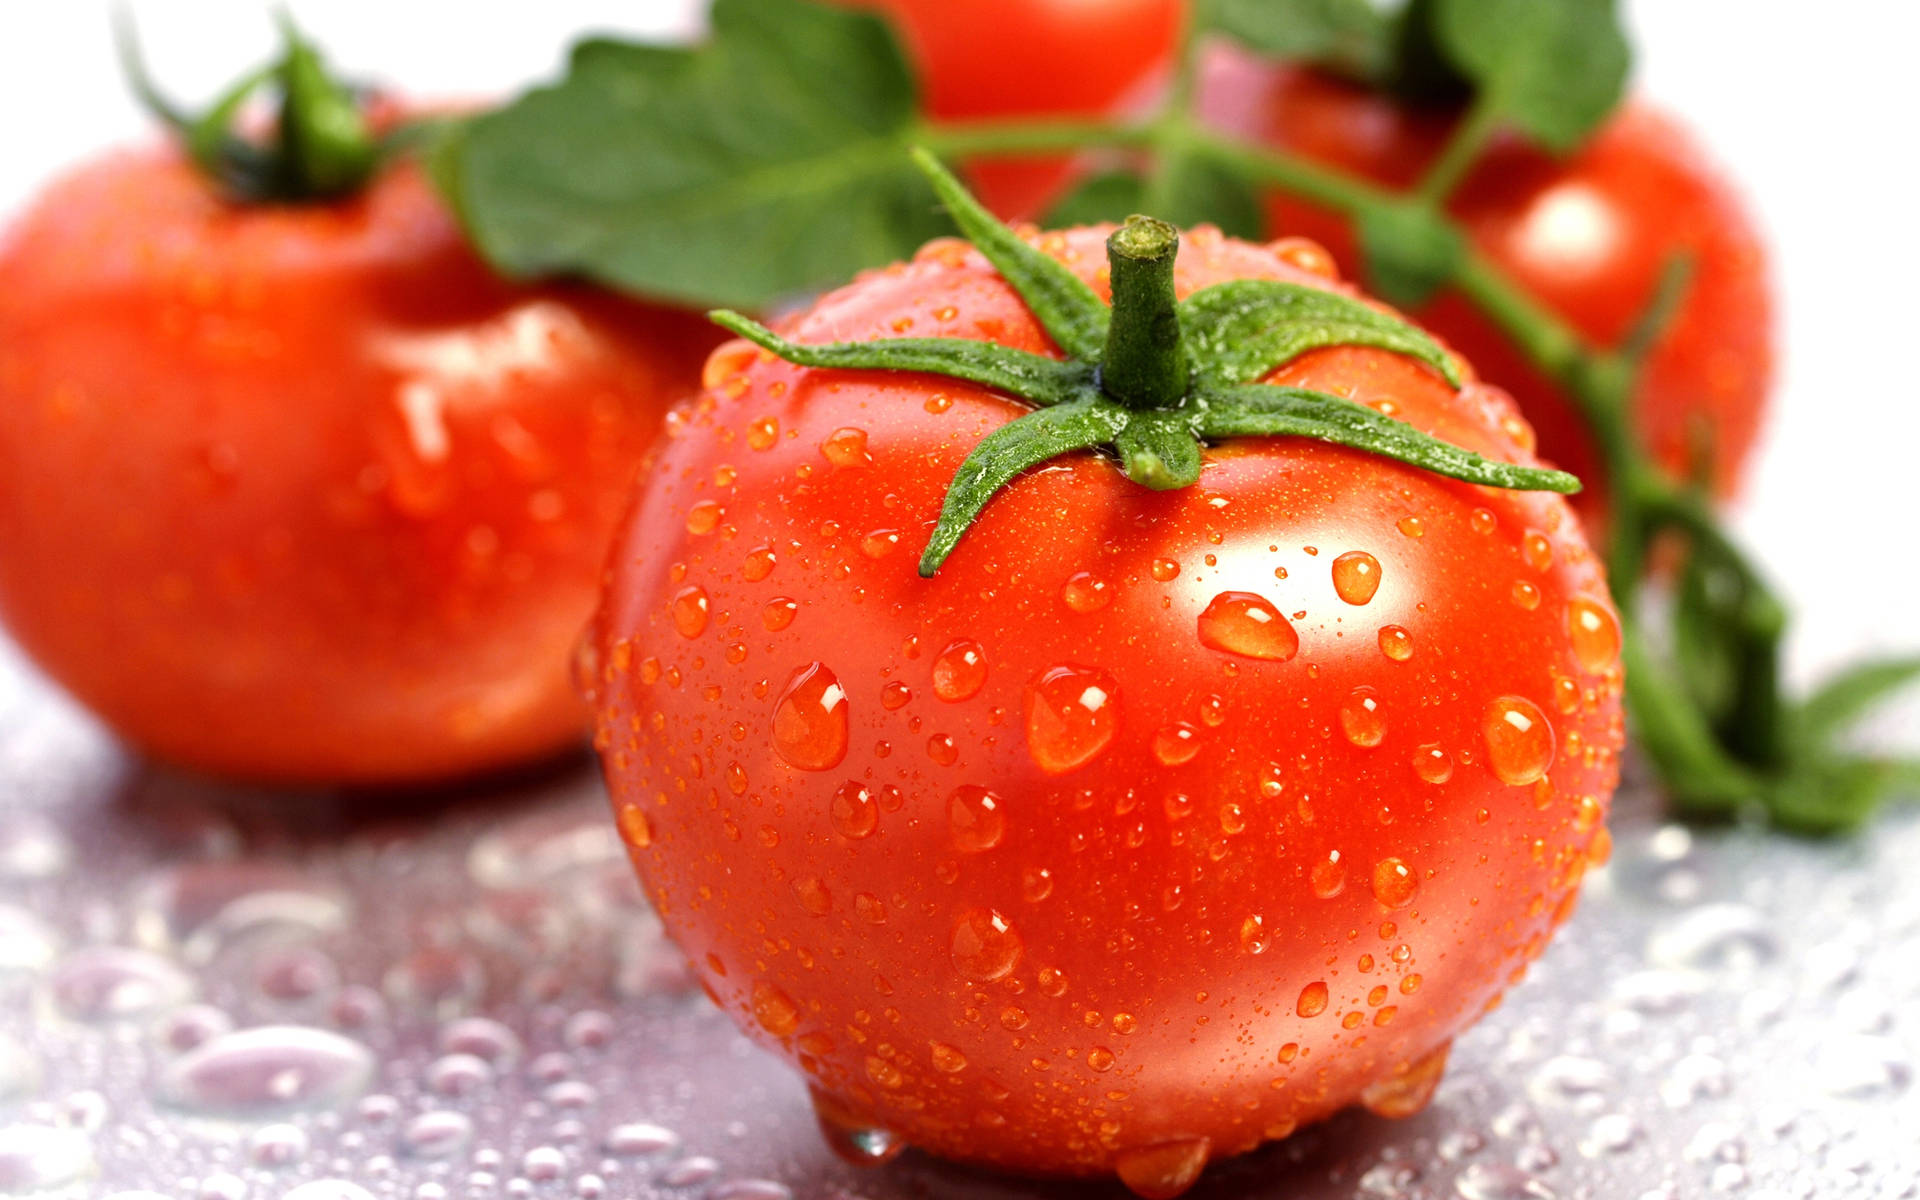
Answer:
[588,223,1623,1189]
[841,0,1182,217]
[1197,49,1774,518]
[0,148,719,784]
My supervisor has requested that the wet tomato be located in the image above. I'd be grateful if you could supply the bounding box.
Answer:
[1198,50,1774,518]
[842,0,1182,217]
[0,148,718,784]
[588,215,1623,1189]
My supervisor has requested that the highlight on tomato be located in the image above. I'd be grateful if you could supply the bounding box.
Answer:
[0,20,719,784]
[584,152,1623,1195]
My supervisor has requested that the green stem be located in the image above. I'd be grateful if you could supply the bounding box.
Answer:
[1100,217,1188,410]
[1412,89,1502,206]
[921,118,1155,160]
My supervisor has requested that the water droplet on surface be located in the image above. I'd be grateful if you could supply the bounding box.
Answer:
[830,782,879,839]
[819,427,871,468]
[49,946,193,1023]
[1196,592,1298,661]
[950,909,1022,981]
[438,1016,522,1066]
[811,1088,907,1165]
[282,1182,376,1200]
[1579,1112,1641,1156]
[1567,596,1622,672]
[248,1122,310,1167]
[1114,1137,1211,1200]
[931,640,988,701]
[685,500,724,535]
[604,1123,679,1156]
[0,814,70,879]
[1311,851,1347,898]
[1378,625,1414,661]
[1371,858,1419,908]
[1528,1055,1612,1110]
[1814,1034,1912,1098]
[1647,904,1778,970]
[0,906,59,972]
[1454,1162,1555,1200]
[1332,551,1382,604]
[159,1025,374,1117]
[1413,744,1453,784]
[1483,696,1555,786]
[1023,664,1119,775]
[1340,687,1387,747]
[0,1124,91,1191]
[670,585,711,639]
[752,982,800,1037]
[1297,981,1329,1017]
[1062,572,1112,613]
[384,947,484,1017]
[661,1156,719,1186]
[948,786,1005,853]
[402,1110,474,1159]
[1152,723,1201,766]
[1361,1041,1451,1118]
[772,662,849,771]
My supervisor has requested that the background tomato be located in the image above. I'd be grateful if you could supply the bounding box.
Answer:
[0,149,719,784]
[1196,49,1774,518]
[588,224,1623,1189]
[840,0,1183,218]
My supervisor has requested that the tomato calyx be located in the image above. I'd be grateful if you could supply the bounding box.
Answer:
[115,10,398,203]
[712,149,1576,576]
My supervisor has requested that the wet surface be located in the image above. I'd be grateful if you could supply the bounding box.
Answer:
[2,641,1916,1200]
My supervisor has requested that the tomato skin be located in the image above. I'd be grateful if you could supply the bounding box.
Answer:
[0,148,718,784]
[1196,49,1774,516]
[841,0,1182,217]
[589,226,1623,1180]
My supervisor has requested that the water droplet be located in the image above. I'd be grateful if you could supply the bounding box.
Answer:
[1114,1137,1211,1200]
[793,877,832,916]
[662,1156,720,1187]
[424,1052,491,1096]
[604,1123,679,1156]
[819,427,871,468]
[809,1086,906,1165]
[1511,580,1541,610]
[1360,1041,1451,1118]
[1454,1163,1555,1200]
[950,909,1022,981]
[1332,551,1382,605]
[131,862,351,962]
[931,640,988,701]
[0,815,70,879]
[248,1122,309,1168]
[930,1043,969,1072]
[742,545,777,581]
[1483,696,1555,786]
[1311,851,1347,898]
[1579,1112,1641,1156]
[438,1016,522,1066]
[747,416,780,451]
[402,1110,474,1159]
[159,1026,374,1117]
[1528,1055,1612,1109]
[617,803,653,849]
[1153,723,1201,766]
[830,782,879,839]
[685,500,724,535]
[0,1124,91,1192]
[1197,592,1298,661]
[0,906,58,973]
[1238,914,1268,954]
[1023,664,1119,775]
[1567,596,1622,673]
[751,982,800,1037]
[1413,744,1454,784]
[1522,531,1553,571]
[384,947,483,1017]
[1297,981,1329,1017]
[1340,687,1387,747]
[1062,572,1112,613]
[1150,559,1181,582]
[670,585,710,639]
[1378,625,1414,661]
[772,662,849,771]
[49,946,193,1023]
[762,597,798,631]
[948,786,1005,853]
[1814,1034,1911,1097]
[1371,857,1418,908]
[255,946,339,1006]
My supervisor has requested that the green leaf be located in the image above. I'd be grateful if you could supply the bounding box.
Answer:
[438,0,946,310]
[921,401,1131,576]
[1142,151,1266,242]
[1357,202,1465,307]
[708,311,1094,407]
[1206,0,1396,82]
[1429,0,1631,153]
[1043,170,1147,229]
[1798,657,1920,751]
[912,148,1111,361]
[1114,411,1204,490]
[1180,278,1461,389]
[1196,385,1579,493]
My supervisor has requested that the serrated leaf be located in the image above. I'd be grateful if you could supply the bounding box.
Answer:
[1206,0,1396,82]
[438,0,945,310]
[1196,385,1578,493]
[1798,657,1920,751]
[1180,278,1461,389]
[708,310,1094,407]
[1044,170,1147,229]
[1429,0,1630,153]
[1357,202,1465,307]
[921,401,1131,576]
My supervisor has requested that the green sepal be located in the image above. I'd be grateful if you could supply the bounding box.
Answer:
[1428,0,1631,154]
[1179,278,1462,389]
[920,401,1131,576]
[1357,202,1466,307]
[1115,411,1205,490]
[912,148,1111,361]
[709,310,1093,407]
[1196,385,1579,493]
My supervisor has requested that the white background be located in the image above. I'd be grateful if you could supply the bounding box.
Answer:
[0,2,1913,727]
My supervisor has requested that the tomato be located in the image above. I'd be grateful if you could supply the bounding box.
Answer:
[841,0,1183,217]
[0,148,719,784]
[587,218,1623,1189]
[1196,49,1774,518]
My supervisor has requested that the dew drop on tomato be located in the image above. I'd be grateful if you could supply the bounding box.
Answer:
[1061,571,1112,613]
[742,545,777,581]
[947,785,1005,853]
[1152,723,1201,766]
[1567,595,1623,673]
[772,662,849,771]
[1023,664,1120,775]
[1114,1138,1212,1200]
[751,981,800,1037]
[1310,851,1346,899]
[794,877,832,916]
[1359,1041,1452,1119]
[1371,857,1419,908]
[818,427,871,468]
[1238,914,1267,954]
[1483,695,1556,786]
[929,1042,968,1073]
[1378,625,1414,661]
[1331,551,1382,605]
[931,639,988,702]
[616,803,652,849]
[1196,592,1298,661]
[950,908,1022,981]
[762,598,798,632]
[1339,686,1386,747]
[879,681,912,710]
[1413,744,1454,784]
[670,585,710,639]
[830,781,878,840]
[1296,981,1329,1017]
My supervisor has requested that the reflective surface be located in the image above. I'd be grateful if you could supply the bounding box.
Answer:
[2,640,1916,1200]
